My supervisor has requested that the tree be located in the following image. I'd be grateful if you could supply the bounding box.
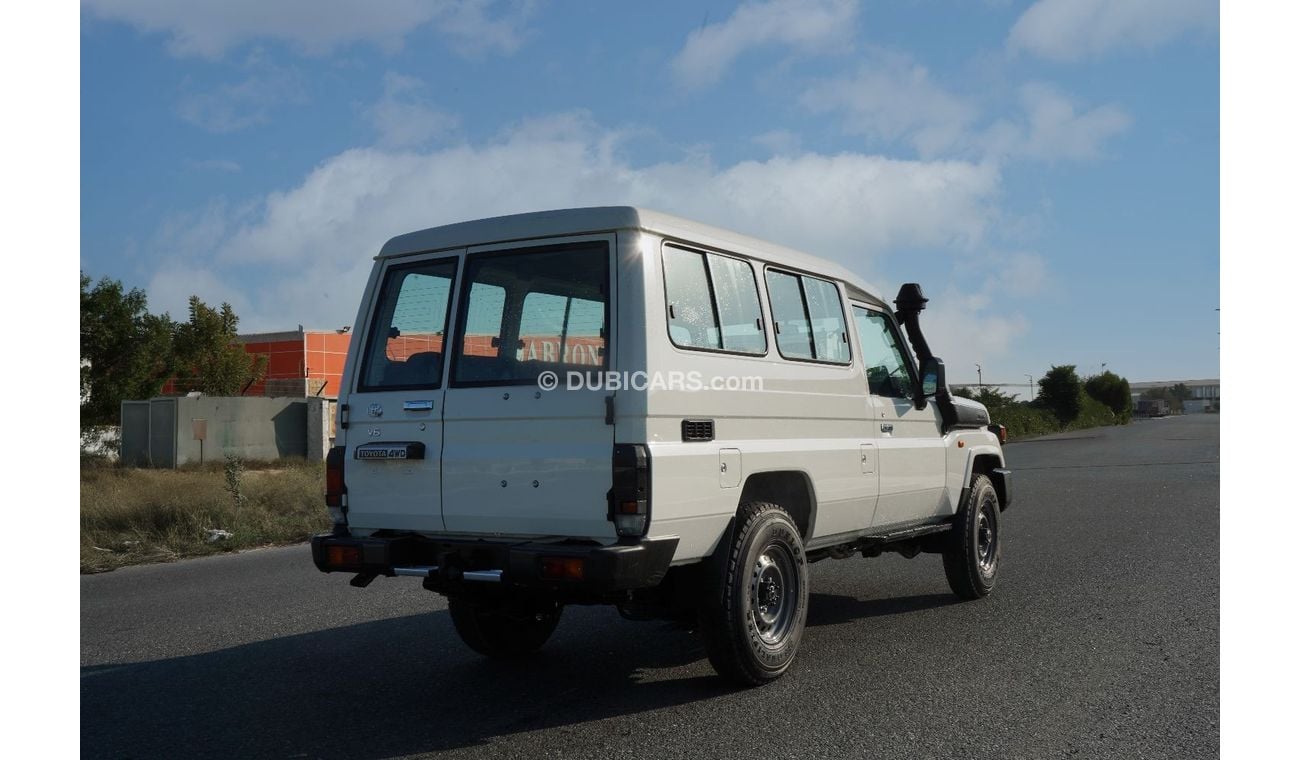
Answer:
[172,297,267,395]
[1038,365,1083,424]
[1140,386,1173,402]
[953,385,1019,408]
[80,274,175,428]
[1084,371,1133,419]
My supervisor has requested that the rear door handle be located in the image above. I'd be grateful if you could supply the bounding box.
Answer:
[403,400,434,412]
[880,423,894,433]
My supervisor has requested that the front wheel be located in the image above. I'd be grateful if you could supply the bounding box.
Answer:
[447,597,562,659]
[943,473,1002,599]
[698,501,809,686]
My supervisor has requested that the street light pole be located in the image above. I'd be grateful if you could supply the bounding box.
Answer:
[975,363,983,390]
[1025,373,1034,400]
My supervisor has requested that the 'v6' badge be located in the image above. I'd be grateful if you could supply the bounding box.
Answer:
[367,403,383,418]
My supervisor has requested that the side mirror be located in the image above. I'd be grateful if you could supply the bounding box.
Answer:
[921,356,945,398]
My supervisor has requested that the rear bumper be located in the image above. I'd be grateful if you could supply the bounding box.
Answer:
[310,532,679,595]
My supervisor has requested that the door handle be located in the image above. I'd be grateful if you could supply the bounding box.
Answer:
[880,423,894,433]
[403,400,435,412]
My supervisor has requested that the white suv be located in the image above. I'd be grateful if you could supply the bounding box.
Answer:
[312,207,1012,685]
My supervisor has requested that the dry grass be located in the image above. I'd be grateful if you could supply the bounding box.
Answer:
[80,458,329,573]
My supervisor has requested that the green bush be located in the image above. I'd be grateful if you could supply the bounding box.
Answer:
[988,403,1059,440]
[1068,393,1117,431]
[1084,371,1133,420]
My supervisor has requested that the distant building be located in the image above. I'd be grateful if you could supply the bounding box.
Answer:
[162,327,352,399]
[1129,378,1220,412]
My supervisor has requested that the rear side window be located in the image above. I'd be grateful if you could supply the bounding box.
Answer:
[359,258,458,391]
[452,242,609,386]
[662,245,765,354]
[765,269,850,364]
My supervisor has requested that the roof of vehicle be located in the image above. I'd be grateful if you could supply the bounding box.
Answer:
[378,206,888,307]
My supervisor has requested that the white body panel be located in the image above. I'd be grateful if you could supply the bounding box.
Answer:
[335,207,1004,563]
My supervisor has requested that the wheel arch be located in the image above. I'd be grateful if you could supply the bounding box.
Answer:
[964,447,1010,510]
[738,470,817,541]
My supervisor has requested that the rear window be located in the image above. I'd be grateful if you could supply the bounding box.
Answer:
[452,242,609,386]
[358,258,458,391]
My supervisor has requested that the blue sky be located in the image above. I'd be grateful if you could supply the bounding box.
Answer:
[80,0,1219,387]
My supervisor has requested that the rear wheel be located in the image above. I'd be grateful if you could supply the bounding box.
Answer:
[447,597,562,659]
[698,501,809,686]
[943,474,1001,599]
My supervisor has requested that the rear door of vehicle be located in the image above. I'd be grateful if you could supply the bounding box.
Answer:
[440,235,616,539]
[851,305,947,527]
[343,252,462,532]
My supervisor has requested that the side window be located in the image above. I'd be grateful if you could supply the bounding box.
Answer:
[765,270,813,359]
[662,245,765,354]
[803,277,851,363]
[359,259,457,390]
[663,247,719,349]
[852,307,915,398]
[766,269,851,364]
[707,254,765,354]
[452,243,609,386]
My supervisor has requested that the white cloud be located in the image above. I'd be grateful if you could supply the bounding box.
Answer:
[1008,0,1218,62]
[802,54,1130,163]
[671,0,859,88]
[981,83,1132,162]
[367,72,458,148]
[175,57,305,132]
[915,252,1051,381]
[751,129,803,156]
[82,0,536,59]
[144,112,1002,333]
[925,290,1031,383]
[802,53,978,158]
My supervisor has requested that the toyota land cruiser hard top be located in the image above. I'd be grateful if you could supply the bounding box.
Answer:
[312,206,1012,685]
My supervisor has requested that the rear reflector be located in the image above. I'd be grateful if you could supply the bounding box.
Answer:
[540,556,586,581]
[325,545,361,570]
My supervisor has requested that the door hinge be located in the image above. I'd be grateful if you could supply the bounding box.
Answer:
[339,403,350,430]
[605,394,615,426]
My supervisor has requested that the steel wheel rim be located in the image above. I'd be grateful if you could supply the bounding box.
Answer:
[976,501,998,573]
[750,542,798,646]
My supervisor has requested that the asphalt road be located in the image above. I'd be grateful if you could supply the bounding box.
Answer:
[82,415,1219,759]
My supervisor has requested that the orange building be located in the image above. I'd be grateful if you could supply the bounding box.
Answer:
[162,327,605,399]
[163,328,353,399]
[243,329,352,397]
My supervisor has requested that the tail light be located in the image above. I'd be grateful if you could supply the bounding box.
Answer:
[325,446,347,508]
[610,444,650,538]
[988,424,1008,445]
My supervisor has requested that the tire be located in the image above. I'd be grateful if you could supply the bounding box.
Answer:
[698,501,810,686]
[943,473,1002,600]
[447,597,562,659]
